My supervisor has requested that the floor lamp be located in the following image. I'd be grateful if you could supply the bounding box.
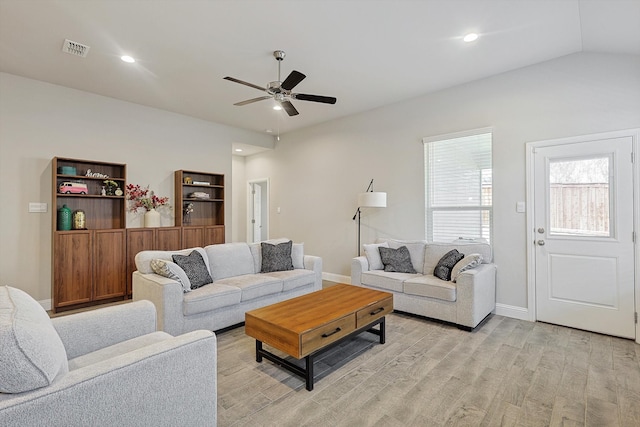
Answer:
[352,179,387,256]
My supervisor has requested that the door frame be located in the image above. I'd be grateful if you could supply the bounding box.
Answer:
[246,178,270,243]
[525,128,639,343]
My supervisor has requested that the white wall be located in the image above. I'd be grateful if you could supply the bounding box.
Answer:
[242,52,640,312]
[0,72,272,302]
[231,155,246,242]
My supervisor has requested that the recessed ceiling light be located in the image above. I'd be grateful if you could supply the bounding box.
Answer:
[265,129,273,133]
[235,148,243,152]
[463,33,479,43]
[121,55,135,63]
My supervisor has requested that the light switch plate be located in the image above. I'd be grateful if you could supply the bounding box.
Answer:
[29,202,48,213]
[516,201,526,213]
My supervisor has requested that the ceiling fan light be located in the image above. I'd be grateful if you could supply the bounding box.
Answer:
[273,104,282,111]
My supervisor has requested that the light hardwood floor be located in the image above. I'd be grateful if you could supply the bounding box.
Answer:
[216,312,640,426]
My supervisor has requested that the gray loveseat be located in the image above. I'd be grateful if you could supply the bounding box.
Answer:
[133,240,322,335]
[351,239,496,329]
[0,286,217,426]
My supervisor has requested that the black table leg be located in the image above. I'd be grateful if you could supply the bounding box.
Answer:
[305,355,314,391]
[380,317,386,344]
[256,340,263,363]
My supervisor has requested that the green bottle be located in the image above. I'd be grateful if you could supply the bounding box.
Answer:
[57,204,72,230]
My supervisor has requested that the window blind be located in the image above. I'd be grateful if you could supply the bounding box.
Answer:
[424,131,492,243]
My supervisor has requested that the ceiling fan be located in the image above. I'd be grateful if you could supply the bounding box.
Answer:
[223,50,337,117]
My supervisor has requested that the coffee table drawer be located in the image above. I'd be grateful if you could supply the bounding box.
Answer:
[301,314,355,356]
[356,296,393,329]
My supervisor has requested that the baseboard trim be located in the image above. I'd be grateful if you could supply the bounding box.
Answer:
[495,303,530,321]
[322,272,350,284]
[39,299,52,311]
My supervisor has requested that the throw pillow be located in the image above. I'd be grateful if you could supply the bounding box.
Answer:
[363,242,389,270]
[261,240,294,273]
[451,253,483,282]
[0,286,69,393]
[434,249,465,281]
[150,259,192,292]
[172,250,213,289]
[292,243,304,269]
[379,246,417,273]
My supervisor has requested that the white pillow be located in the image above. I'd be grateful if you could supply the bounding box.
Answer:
[451,253,483,282]
[150,259,192,292]
[0,286,69,393]
[292,243,304,269]
[363,242,389,270]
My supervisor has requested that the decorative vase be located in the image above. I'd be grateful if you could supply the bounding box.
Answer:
[144,208,161,228]
[72,209,86,230]
[57,204,72,230]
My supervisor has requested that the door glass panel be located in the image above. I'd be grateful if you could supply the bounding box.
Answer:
[549,156,610,237]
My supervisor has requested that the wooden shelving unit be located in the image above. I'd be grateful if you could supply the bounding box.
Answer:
[52,157,127,312]
[175,170,225,247]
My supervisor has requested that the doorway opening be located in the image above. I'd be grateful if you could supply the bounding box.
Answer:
[248,178,269,243]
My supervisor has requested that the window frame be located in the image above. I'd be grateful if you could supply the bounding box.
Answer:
[423,127,493,243]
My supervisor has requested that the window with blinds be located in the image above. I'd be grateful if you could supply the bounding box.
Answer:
[423,130,492,243]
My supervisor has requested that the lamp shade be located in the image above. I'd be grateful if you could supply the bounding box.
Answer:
[358,192,387,208]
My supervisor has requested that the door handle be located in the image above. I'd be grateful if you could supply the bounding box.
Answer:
[537,240,545,246]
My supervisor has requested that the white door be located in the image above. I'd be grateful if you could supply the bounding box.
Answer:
[252,183,262,243]
[534,136,635,338]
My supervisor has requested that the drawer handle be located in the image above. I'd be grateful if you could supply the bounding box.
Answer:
[322,327,341,338]
[370,307,384,315]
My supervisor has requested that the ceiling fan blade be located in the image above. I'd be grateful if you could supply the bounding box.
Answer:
[280,101,299,116]
[234,96,272,106]
[293,93,337,104]
[281,70,306,91]
[223,76,266,92]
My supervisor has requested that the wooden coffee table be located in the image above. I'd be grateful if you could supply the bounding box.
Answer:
[245,284,393,390]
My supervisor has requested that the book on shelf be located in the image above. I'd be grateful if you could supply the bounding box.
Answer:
[192,181,210,185]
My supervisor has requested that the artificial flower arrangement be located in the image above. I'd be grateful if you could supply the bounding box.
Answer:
[125,184,170,213]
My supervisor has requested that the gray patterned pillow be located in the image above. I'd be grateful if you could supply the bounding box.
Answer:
[150,259,192,292]
[434,249,465,281]
[172,250,213,289]
[379,246,417,273]
[261,240,294,273]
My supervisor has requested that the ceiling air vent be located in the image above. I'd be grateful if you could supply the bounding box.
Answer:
[62,39,90,57]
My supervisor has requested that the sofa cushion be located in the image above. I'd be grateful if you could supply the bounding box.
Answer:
[214,275,283,302]
[361,270,420,293]
[363,242,388,270]
[0,286,69,393]
[150,259,192,292]
[135,247,210,275]
[262,269,315,292]
[433,249,465,281]
[423,242,492,275]
[205,242,254,280]
[451,253,483,282]
[182,284,242,316]
[68,331,172,370]
[383,239,427,274]
[379,246,417,273]
[172,250,213,289]
[261,240,294,273]
[404,275,457,302]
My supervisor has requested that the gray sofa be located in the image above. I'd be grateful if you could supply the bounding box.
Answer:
[133,240,322,335]
[351,239,496,329]
[0,286,217,426]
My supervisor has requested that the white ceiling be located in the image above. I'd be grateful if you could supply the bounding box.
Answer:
[1,0,639,154]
